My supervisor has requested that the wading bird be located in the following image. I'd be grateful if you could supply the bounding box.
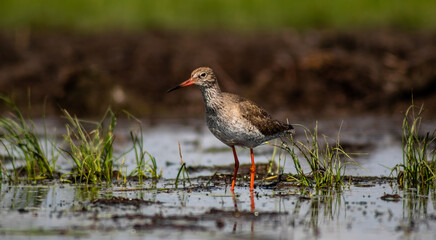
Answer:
[168,67,294,192]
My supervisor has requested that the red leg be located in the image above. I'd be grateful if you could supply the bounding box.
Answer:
[250,148,255,192]
[231,146,239,193]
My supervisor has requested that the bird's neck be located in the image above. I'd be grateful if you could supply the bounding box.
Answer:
[199,84,224,111]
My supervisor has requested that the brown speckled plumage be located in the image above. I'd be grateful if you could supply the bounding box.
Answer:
[168,67,295,192]
[236,94,293,137]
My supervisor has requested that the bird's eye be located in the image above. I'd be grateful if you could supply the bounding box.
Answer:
[200,72,207,78]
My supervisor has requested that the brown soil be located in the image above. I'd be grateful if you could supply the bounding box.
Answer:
[92,196,159,208]
[188,162,276,175]
[1,29,436,118]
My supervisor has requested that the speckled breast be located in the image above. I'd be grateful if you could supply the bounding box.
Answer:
[205,113,265,148]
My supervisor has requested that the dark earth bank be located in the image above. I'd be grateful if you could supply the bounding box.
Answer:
[0,29,436,119]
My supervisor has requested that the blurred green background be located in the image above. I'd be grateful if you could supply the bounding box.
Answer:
[1,0,435,31]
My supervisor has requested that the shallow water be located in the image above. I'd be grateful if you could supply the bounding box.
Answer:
[121,116,424,178]
[1,116,430,178]
[0,180,435,240]
[0,116,435,239]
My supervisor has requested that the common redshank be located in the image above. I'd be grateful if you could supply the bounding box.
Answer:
[168,67,294,192]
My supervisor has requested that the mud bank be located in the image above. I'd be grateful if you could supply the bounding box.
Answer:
[0,29,435,118]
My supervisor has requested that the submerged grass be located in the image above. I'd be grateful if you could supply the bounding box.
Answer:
[392,104,436,189]
[175,141,191,188]
[129,121,161,183]
[0,96,56,181]
[283,122,353,188]
[61,109,115,184]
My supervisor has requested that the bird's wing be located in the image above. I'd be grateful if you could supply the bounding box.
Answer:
[227,93,291,136]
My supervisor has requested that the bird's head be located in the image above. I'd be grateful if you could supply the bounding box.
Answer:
[167,67,217,92]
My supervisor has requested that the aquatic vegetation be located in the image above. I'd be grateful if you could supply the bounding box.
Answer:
[0,97,56,181]
[393,104,436,189]
[61,109,115,183]
[0,99,162,184]
[283,122,353,188]
[175,142,191,188]
[267,139,280,176]
[129,124,161,182]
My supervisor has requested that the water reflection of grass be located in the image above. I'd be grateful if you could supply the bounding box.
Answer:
[307,189,343,236]
[395,187,436,234]
[1,185,50,210]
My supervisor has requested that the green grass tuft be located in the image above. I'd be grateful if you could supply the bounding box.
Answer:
[0,96,56,181]
[392,104,436,189]
[284,122,353,188]
[174,141,191,188]
[0,99,159,184]
[61,109,115,184]
[129,122,161,183]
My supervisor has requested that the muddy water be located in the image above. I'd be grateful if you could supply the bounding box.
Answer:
[0,180,435,239]
[0,116,435,239]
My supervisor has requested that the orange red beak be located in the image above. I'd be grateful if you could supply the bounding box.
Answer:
[167,78,195,93]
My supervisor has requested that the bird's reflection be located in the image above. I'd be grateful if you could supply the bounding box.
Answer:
[230,189,256,234]
[231,189,256,212]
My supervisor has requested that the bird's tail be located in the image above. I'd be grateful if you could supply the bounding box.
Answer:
[287,124,296,135]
